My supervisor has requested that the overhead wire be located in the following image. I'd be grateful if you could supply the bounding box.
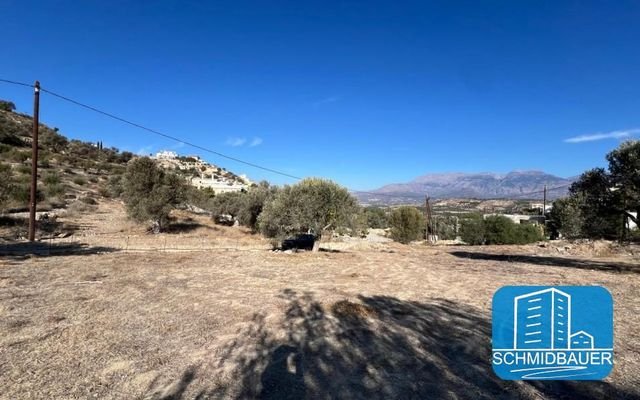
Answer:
[1,78,572,201]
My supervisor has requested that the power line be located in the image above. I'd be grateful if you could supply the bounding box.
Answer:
[0,78,34,88]
[1,79,416,195]
[0,77,391,196]
[33,85,431,197]
[0,78,302,180]
[40,87,304,180]
[1,78,573,201]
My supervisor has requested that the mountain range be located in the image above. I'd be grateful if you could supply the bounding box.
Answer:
[355,171,575,205]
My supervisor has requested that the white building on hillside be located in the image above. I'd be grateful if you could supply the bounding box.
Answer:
[190,176,247,193]
[154,150,178,160]
[484,214,545,225]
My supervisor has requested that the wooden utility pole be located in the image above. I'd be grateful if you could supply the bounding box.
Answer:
[424,196,429,239]
[425,195,436,243]
[28,81,40,242]
[542,184,547,216]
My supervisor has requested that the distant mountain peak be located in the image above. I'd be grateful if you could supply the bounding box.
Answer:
[356,170,574,205]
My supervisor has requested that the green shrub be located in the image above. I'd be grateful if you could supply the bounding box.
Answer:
[461,214,542,245]
[389,206,425,244]
[117,151,134,164]
[13,173,30,184]
[460,214,485,245]
[107,175,124,198]
[44,183,65,198]
[7,149,29,163]
[73,176,87,186]
[0,163,13,207]
[43,172,61,186]
[40,130,68,152]
[10,184,44,204]
[483,215,516,245]
[0,131,25,147]
[512,223,544,244]
[364,207,388,229]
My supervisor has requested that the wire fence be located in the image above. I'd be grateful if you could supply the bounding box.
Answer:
[0,235,272,257]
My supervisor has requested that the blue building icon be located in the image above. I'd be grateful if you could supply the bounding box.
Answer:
[513,288,571,349]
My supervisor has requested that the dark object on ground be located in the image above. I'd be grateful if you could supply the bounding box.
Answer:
[282,234,315,251]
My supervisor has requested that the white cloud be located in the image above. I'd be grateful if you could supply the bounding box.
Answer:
[313,96,339,108]
[564,129,640,143]
[225,136,263,147]
[226,137,247,147]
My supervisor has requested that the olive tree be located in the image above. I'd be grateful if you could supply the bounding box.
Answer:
[388,206,425,244]
[0,100,16,112]
[237,181,278,232]
[210,191,245,223]
[547,195,584,239]
[607,140,640,230]
[459,214,485,245]
[258,178,360,251]
[123,157,186,233]
[364,206,388,229]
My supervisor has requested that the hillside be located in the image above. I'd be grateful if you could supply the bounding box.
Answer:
[356,171,574,205]
[0,108,133,209]
[0,107,250,238]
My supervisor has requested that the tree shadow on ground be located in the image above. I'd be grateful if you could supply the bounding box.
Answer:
[147,366,198,400]
[0,241,118,259]
[195,290,637,399]
[450,251,640,274]
[0,215,82,240]
[164,221,218,234]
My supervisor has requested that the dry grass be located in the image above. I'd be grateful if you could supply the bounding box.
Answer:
[0,201,639,399]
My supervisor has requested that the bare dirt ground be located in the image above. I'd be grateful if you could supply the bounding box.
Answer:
[1,201,639,399]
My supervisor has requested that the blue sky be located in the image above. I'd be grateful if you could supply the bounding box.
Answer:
[2,1,639,189]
